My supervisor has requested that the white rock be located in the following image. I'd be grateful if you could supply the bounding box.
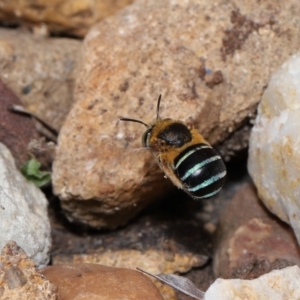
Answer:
[0,143,51,268]
[248,51,300,244]
[205,266,300,300]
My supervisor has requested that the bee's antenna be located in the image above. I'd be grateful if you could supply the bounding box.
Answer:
[120,118,148,128]
[156,94,162,120]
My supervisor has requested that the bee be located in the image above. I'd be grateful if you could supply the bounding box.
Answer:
[120,95,226,199]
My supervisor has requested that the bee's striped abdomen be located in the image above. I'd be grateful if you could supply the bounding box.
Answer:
[174,143,226,199]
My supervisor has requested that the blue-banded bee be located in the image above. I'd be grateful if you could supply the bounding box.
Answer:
[120,95,226,199]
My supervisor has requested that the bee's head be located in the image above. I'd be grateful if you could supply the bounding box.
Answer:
[120,94,163,149]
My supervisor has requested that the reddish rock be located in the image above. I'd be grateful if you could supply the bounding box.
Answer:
[213,182,300,279]
[0,79,38,168]
[41,263,164,300]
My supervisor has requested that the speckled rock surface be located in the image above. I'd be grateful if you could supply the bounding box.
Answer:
[0,0,133,37]
[0,143,51,268]
[41,263,164,300]
[248,51,300,245]
[213,182,300,279]
[53,0,300,228]
[0,28,80,131]
[205,265,300,300]
[0,241,57,300]
[57,249,207,275]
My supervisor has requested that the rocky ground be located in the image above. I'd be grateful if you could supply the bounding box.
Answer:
[1,0,300,299]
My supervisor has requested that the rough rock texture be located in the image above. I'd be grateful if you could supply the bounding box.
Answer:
[213,182,300,279]
[65,249,206,300]
[52,253,191,300]
[248,51,300,245]
[0,79,39,168]
[0,241,57,300]
[57,249,206,275]
[0,143,51,268]
[0,28,80,131]
[53,0,300,228]
[205,265,300,300]
[50,187,222,300]
[41,263,164,300]
[0,0,133,37]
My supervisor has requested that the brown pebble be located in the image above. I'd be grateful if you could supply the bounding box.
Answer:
[41,263,164,300]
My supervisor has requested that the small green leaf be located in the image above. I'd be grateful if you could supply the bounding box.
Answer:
[21,158,51,187]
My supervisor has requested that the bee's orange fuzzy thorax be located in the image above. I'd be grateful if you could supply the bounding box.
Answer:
[148,118,209,165]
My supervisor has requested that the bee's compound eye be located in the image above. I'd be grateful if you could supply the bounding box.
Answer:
[142,128,152,148]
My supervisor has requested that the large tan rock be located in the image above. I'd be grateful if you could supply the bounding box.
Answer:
[0,0,133,37]
[41,264,164,300]
[53,0,300,228]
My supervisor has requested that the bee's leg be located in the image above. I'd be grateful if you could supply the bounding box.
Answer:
[160,160,183,190]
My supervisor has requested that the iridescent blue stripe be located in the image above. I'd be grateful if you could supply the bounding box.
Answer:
[187,171,227,192]
[181,155,221,181]
[175,145,211,169]
[193,186,223,199]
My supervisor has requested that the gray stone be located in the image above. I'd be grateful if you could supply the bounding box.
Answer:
[248,51,300,245]
[205,266,300,300]
[0,143,51,268]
